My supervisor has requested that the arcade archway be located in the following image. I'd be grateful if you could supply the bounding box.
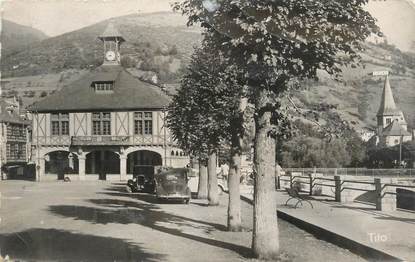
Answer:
[86,150,120,180]
[45,151,79,179]
[127,150,162,175]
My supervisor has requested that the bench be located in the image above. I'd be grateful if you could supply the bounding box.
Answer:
[285,187,313,208]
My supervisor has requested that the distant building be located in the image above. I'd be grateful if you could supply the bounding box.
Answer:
[28,23,188,181]
[359,130,375,142]
[0,98,30,179]
[369,75,413,148]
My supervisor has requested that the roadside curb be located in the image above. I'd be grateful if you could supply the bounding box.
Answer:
[239,194,403,262]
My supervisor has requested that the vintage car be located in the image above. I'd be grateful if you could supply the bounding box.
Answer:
[126,165,156,193]
[154,167,192,204]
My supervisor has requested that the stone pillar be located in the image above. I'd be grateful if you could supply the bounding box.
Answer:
[375,178,397,211]
[37,157,45,182]
[334,175,341,202]
[78,157,86,181]
[100,151,105,179]
[91,152,96,174]
[120,155,127,181]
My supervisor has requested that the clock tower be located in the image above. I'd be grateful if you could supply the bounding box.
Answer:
[98,22,125,65]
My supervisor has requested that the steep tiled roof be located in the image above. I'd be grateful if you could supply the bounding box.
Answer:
[382,120,411,136]
[28,65,170,112]
[377,75,400,116]
[0,100,28,124]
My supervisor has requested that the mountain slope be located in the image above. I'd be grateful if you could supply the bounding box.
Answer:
[0,12,201,79]
[1,19,48,57]
[1,11,414,133]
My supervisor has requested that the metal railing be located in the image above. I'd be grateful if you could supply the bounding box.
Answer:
[285,168,415,177]
[279,172,415,211]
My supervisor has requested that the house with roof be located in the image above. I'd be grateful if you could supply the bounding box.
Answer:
[0,98,30,179]
[371,74,413,147]
[28,23,188,181]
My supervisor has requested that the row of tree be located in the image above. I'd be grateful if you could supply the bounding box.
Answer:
[167,0,379,259]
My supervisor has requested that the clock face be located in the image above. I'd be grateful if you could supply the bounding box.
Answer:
[106,51,116,61]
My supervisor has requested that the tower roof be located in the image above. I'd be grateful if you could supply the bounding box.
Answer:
[377,75,400,116]
[98,22,125,42]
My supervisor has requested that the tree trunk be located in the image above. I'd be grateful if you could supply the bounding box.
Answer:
[198,159,208,199]
[227,148,242,231]
[227,98,246,231]
[207,151,219,205]
[252,89,279,259]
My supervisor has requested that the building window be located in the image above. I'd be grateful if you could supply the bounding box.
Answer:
[6,124,26,140]
[94,82,114,93]
[92,112,111,135]
[6,143,25,160]
[386,118,391,125]
[51,113,69,136]
[134,112,152,135]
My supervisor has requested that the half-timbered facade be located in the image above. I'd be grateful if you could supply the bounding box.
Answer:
[28,24,188,181]
[0,98,30,179]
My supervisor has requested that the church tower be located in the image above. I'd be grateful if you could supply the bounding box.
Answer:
[98,22,125,65]
[376,74,408,134]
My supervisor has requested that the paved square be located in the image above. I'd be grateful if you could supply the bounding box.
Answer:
[0,181,364,261]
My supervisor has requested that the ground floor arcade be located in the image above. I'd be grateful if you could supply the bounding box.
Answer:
[34,145,189,181]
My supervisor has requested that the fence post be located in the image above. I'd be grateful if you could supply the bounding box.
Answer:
[289,172,293,188]
[309,173,314,196]
[334,175,341,202]
[375,178,397,211]
[275,174,280,190]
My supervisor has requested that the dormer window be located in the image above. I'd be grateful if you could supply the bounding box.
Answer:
[94,81,114,93]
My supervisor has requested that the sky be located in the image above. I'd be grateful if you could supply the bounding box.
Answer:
[1,0,415,51]
[1,0,173,36]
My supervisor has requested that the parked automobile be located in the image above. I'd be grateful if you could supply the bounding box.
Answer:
[126,165,156,193]
[154,167,191,204]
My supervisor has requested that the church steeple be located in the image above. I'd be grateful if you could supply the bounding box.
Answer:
[377,75,399,117]
[376,74,408,134]
[98,22,125,65]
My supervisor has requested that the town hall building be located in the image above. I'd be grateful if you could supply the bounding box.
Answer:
[29,23,188,181]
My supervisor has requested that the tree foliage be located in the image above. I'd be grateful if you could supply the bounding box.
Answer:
[167,37,242,159]
[173,0,380,97]
[279,120,367,168]
[173,0,379,259]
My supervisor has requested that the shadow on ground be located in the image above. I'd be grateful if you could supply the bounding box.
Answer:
[0,228,163,262]
[47,186,251,258]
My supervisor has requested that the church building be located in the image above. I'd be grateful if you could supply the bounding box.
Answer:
[29,23,188,181]
[373,74,413,147]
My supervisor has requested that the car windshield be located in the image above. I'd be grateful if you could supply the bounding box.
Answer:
[157,168,187,180]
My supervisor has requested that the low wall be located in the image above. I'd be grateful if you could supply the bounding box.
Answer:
[279,172,415,211]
